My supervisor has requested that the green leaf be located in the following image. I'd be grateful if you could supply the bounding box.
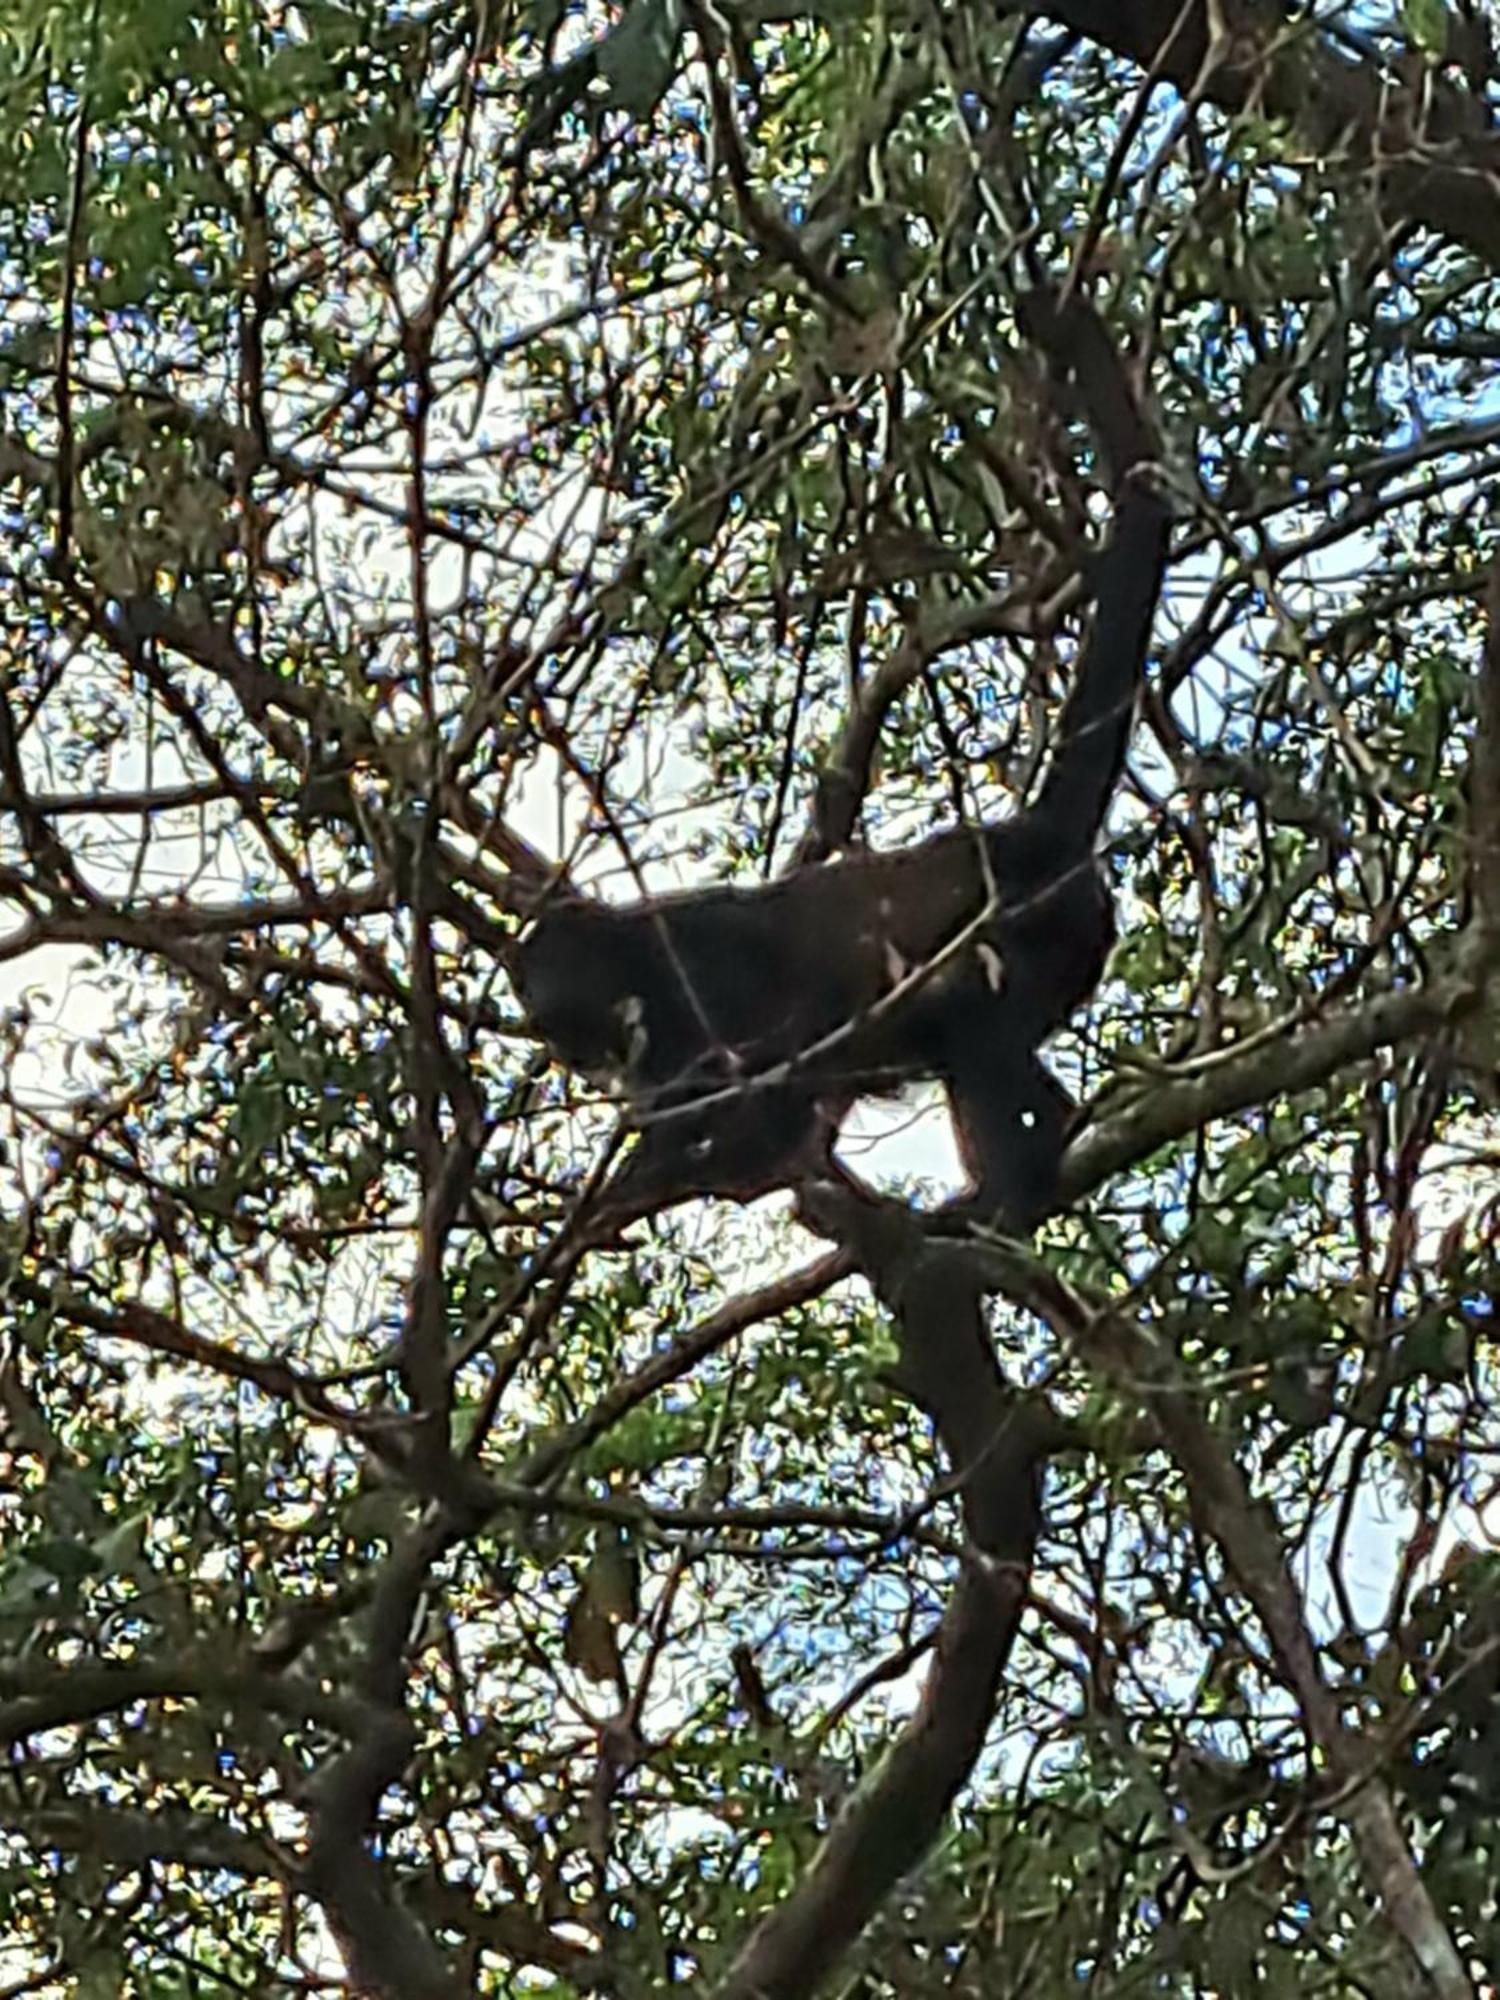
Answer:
[1403,0,1450,60]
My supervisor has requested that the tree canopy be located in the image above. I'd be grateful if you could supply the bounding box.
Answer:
[1,2,1499,1995]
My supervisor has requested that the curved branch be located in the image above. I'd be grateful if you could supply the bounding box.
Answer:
[1060,968,1480,1205]
[515,1249,853,1489]
[1062,543,1500,1212]
[802,286,1163,860]
[1003,0,1500,269]
[980,1253,1474,1999]
[715,1194,1058,2000]
[0,1658,379,1745]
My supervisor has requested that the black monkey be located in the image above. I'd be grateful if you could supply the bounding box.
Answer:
[514,290,1170,1224]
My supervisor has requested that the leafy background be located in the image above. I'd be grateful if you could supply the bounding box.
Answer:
[1,2,1498,1995]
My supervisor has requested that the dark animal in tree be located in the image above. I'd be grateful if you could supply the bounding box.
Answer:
[514,290,1170,1225]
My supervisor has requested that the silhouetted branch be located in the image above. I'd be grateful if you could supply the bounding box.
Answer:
[1062,969,1479,1205]
[997,0,1500,269]
[1475,560,1500,941]
[715,1189,1060,1999]
[980,1251,1473,2000]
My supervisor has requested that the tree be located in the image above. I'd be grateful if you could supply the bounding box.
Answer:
[1,2,1498,1994]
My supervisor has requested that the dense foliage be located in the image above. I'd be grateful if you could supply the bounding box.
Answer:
[1,2,1498,1994]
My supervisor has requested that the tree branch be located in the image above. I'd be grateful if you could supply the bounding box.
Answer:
[1474,559,1500,942]
[715,1192,1057,1999]
[1002,0,1500,268]
[983,1254,1474,1999]
[1062,969,1480,1204]
[303,1512,470,2000]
